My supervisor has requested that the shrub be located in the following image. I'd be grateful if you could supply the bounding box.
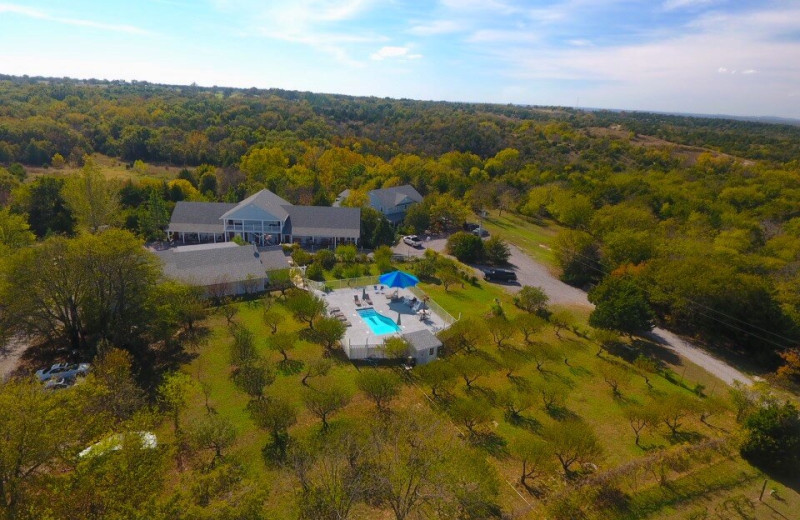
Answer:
[740,401,800,476]
[291,248,313,266]
[305,262,324,281]
[446,231,484,263]
[315,249,336,270]
[484,235,511,265]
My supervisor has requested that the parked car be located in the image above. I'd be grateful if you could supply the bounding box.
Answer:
[403,235,423,248]
[484,268,517,282]
[472,227,489,237]
[463,222,480,232]
[35,363,90,382]
[43,377,73,390]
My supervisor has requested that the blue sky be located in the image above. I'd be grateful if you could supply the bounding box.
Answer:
[1,0,800,117]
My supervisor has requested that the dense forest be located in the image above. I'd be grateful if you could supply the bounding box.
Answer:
[1,75,800,519]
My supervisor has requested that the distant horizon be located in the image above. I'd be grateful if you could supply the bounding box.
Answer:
[2,1,799,119]
[6,71,800,126]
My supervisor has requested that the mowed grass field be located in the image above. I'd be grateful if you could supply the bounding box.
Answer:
[165,269,799,519]
[26,153,176,182]
[480,211,563,270]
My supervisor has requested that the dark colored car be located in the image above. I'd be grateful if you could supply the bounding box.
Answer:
[463,222,480,232]
[484,268,517,282]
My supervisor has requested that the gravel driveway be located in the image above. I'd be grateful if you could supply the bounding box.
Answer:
[497,244,752,386]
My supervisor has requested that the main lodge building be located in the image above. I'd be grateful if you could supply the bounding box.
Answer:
[167,189,361,247]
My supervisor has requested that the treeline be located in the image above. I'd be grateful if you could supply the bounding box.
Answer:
[2,75,800,168]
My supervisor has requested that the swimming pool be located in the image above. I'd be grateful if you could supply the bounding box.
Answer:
[357,308,400,335]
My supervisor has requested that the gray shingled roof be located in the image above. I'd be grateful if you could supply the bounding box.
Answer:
[368,185,423,212]
[220,190,291,221]
[259,246,292,271]
[167,201,234,234]
[284,206,361,238]
[155,244,269,286]
[402,330,443,353]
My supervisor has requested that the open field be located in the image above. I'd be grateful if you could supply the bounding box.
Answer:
[25,153,177,182]
[480,211,563,270]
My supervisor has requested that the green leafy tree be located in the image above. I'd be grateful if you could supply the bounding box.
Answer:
[415,360,457,398]
[510,434,555,490]
[741,401,800,476]
[483,235,511,265]
[13,176,75,237]
[356,370,402,413]
[446,231,484,263]
[249,396,297,462]
[285,290,327,329]
[449,396,492,436]
[589,275,655,338]
[513,285,549,314]
[139,188,170,240]
[62,156,119,233]
[267,331,297,363]
[514,313,545,343]
[229,324,257,366]
[302,380,353,431]
[158,371,195,434]
[188,414,237,467]
[554,229,603,286]
[233,359,276,400]
[307,316,346,353]
[0,207,35,256]
[451,355,491,390]
[544,420,603,477]
[267,268,294,297]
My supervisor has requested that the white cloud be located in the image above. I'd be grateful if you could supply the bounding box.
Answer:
[216,0,385,67]
[663,0,717,11]
[467,29,540,44]
[408,19,461,36]
[0,3,149,35]
[370,46,421,61]
[490,5,800,116]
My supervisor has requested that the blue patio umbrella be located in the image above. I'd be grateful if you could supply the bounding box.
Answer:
[379,270,420,289]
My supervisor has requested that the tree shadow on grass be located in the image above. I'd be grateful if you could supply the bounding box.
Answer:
[546,405,579,422]
[506,413,542,433]
[568,365,592,378]
[278,359,304,376]
[509,375,532,392]
[472,431,508,457]
[667,430,706,445]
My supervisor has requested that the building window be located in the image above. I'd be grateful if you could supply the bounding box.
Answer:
[429,348,434,356]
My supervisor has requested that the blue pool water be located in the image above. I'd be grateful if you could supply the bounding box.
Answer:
[357,308,400,335]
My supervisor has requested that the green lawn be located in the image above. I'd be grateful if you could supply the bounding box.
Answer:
[480,211,564,270]
[170,269,797,518]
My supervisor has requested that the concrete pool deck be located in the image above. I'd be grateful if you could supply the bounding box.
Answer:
[318,285,448,357]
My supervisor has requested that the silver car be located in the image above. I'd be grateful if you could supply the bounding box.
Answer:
[35,363,90,382]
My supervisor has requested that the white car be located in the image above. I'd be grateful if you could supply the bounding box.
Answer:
[403,235,423,248]
[35,363,90,382]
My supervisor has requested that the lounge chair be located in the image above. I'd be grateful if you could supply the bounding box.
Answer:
[354,295,362,307]
[364,294,373,305]
[329,307,341,313]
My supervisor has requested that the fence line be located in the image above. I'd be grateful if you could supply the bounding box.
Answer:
[303,275,459,328]
[408,286,458,325]
[304,275,381,292]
